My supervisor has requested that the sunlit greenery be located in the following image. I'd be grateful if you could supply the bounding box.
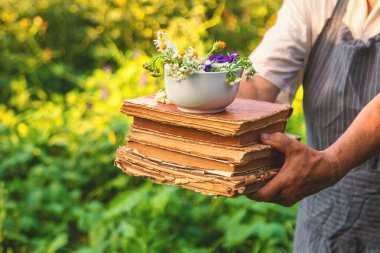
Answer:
[0,0,306,252]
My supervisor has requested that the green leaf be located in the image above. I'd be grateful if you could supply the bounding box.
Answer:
[46,234,68,253]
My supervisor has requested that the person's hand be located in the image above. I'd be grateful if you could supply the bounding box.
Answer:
[246,132,346,207]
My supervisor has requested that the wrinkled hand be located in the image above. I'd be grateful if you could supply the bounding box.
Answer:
[246,132,346,207]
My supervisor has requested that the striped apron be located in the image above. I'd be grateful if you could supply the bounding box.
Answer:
[293,0,380,252]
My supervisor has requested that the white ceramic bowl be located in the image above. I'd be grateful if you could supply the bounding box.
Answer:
[164,69,242,113]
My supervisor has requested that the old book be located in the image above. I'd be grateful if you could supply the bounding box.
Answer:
[125,141,283,174]
[121,96,292,136]
[128,127,280,165]
[115,146,279,197]
[132,117,286,147]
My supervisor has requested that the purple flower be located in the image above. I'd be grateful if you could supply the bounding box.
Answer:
[231,51,239,60]
[230,51,239,58]
[208,52,240,64]
[223,55,231,63]
[101,88,109,99]
[216,54,224,63]
[204,64,212,72]
[103,64,112,72]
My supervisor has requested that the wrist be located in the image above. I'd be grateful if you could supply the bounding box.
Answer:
[320,148,347,184]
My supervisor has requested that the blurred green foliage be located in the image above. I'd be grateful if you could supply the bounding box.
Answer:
[0,0,306,252]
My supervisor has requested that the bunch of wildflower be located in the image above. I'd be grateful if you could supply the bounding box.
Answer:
[143,32,255,84]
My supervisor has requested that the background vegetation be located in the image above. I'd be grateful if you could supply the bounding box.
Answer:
[0,0,306,252]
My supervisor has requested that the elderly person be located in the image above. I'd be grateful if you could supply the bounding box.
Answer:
[239,0,380,252]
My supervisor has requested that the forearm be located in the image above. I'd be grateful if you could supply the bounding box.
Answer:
[324,94,380,174]
[238,73,280,102]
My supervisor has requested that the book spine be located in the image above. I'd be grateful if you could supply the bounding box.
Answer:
[133,117,286,147]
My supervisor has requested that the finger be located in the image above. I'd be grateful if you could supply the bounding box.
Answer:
[247,189,296,206]
[246,171,287,202]
[261,132,297,154]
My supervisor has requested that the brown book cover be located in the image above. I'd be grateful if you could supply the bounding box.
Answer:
[121,95,292,136]
[125,141,283,173]
[132,117,286,147]
[115,146,279,197]
[118,159,271,197]
[128,127,280,165]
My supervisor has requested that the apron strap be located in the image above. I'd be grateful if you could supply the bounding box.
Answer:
[303,0,350,86]
[329,0,350,31]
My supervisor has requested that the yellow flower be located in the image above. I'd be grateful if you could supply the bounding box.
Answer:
[178,49,186,56]
[33,16,43,27]
[42,48,53,62]
[193,50,198,57]
[20,18,31,28]
[216,41,226,49]
[159,43,167,50]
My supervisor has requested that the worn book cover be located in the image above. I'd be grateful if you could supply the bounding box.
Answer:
[132,117,286,147]
[128,127,281,165]
[121,95,292,136]
[124,141,283,174]
[115,146,279,197]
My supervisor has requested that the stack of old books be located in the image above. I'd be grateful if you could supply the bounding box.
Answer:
[115,95,292,197]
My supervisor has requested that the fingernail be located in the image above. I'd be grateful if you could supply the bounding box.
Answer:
[262,133,270,140]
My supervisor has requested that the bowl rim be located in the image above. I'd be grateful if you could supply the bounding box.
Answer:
[192,70,229,74]
[164,64,242,75]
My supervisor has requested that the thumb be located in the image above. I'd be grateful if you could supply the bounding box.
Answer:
[261,132,296,154]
